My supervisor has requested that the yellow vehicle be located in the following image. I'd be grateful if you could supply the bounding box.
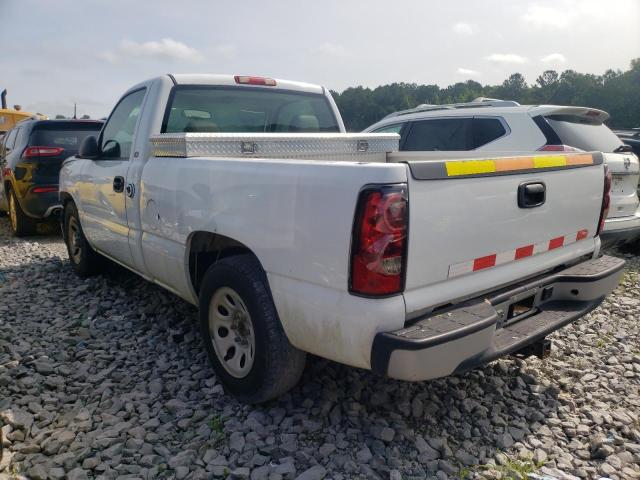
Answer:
[0,90,47,136]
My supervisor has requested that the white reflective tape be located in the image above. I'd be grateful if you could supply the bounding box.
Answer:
[448,260,474,278]
[532,241,549,256]
[563,232,577,245]
[495,250,514,266]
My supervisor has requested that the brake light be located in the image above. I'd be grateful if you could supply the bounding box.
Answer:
[597,165,612,235]
[234,75,277,86]
[538,144,584,153]
[32,186,58,194]
[350,185,408,296]
[23,146,64,158]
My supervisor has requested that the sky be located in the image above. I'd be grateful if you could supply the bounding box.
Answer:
[1,0,639,119]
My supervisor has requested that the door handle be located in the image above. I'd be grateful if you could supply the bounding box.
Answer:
[113,176,124,193]
[518,181,546,208]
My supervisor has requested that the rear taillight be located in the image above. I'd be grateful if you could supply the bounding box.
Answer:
[350,185,408,296]
[538,144,584,153]
[597,165,612,235]
[32,186,58,194]
[234,75,277,86]
[22,146,64,158]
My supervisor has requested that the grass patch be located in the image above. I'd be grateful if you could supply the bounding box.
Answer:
[208,414,227,447]
[461,454,545,480]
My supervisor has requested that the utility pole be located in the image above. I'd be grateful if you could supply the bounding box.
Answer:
[73,103,77,120]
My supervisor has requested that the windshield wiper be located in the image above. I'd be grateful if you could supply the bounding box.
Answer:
[613,145,633,153]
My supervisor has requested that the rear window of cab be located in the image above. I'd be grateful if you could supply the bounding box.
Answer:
[162,86,340,134]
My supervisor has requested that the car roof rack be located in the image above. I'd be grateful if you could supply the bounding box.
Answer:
[383,97,521,119]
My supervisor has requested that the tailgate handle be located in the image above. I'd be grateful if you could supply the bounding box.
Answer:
[518,182,546,208]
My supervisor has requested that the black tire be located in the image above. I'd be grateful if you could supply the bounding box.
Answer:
[199,254,306,403]
[7,188,36,237]
[63,202,103,276]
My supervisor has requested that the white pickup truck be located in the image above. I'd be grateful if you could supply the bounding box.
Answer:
[59,74,624,403]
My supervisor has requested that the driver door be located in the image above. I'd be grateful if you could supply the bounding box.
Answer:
[78,88,147,267]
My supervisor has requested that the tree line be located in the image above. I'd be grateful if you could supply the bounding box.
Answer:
[331,59,640,132]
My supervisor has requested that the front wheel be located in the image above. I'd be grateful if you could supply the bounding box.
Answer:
[63,202,103,276]
[199,254,306,403]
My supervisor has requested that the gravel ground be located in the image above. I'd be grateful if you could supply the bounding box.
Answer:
[0,217,638,480]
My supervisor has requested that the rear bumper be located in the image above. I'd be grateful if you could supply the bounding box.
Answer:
[371,255,624,381]
[19,188,61,219]
[601,212,640,245]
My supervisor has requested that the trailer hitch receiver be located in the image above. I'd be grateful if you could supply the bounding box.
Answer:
[512,338,552,360]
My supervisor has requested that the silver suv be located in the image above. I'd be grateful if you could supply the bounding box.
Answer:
[364,99,640,246]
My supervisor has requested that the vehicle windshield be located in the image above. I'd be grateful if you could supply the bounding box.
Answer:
[30,123,103,149]
[163,86,340,133]
[545,115,623,152]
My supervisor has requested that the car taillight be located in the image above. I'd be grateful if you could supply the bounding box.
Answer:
[23,146,65,158]
[234,75,277,86]
[538,144,584,152]
[350,185,408,296]
[32,186,58,194]
[597,165,612,235]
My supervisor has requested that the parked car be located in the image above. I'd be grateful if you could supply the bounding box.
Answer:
[615,128,640,158]
[59,74,622,403]
[364,99,640,246]
[0,119,104,236]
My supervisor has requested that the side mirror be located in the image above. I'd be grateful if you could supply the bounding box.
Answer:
[101,139,120,159]
[79,135,100,159]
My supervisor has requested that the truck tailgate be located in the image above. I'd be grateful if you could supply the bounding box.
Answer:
[391,152,605,317]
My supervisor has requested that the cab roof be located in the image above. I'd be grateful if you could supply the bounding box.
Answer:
[169,74,325,95]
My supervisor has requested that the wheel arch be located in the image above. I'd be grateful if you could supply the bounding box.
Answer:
[186,230,266,296]
[59,191,75,207]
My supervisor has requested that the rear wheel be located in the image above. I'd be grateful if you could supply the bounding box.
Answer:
[199,254,306,403]
[63,202,103,276]
[8,189,36,237]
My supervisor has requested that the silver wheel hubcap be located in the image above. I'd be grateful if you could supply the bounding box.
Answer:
[8,194,17,231]
[209,287,255,378]
[67,217,82,264]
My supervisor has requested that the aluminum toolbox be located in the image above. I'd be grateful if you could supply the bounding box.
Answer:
[150,132,399,162]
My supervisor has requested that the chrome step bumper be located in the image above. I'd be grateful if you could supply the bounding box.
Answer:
[371,255,625,381]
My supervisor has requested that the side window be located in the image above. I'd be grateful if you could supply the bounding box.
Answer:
[3,129,18,153]
[101,89,146,159]
[473,118,507,148]
[373,124,403,134]
[403,118,473,151]
[15,127,28,148]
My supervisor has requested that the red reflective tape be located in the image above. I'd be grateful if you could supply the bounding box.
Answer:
[473,254,497,271]
[548,236,564,250]
[515,244,534,260]
[576,229,588,241]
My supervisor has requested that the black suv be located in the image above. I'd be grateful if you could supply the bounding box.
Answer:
[0,119,103,236]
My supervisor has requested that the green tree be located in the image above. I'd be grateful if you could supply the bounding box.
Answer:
[332,59,640,131]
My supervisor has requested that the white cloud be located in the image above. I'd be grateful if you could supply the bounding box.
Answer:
[100,38,204,63]
[521,1,618,30]
[456,68,480,76]
[485,53,529,64]
[211,45,237,60]
[540,53,567,64]
[452,22,474,35]
[522,4,572,29]
[315,42,349,57]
